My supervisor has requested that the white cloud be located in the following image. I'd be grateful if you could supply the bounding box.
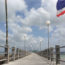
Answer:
[0,29,45,50]
[1,0,65,51]
[41,0,65,47]
[41,0,65,26]
[21,7,50,27]
[7,0,27,18]
[50,26,65,47]
[0,0,27,22]
[8,21,32,34]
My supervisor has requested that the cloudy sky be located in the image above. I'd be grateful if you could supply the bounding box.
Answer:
[0,0,65,51]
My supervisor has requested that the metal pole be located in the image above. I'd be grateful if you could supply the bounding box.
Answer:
[50,47,54,61]
[31,43,33,52]
[5,0,8,46]
[24,40,25,51]
[48,24,50,60]
[5,0,9,63]
[24,36,26,56]
[40,41,41,51]
[40,41,42,56]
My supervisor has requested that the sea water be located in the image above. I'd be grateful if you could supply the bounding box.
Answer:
[60,55,65,65]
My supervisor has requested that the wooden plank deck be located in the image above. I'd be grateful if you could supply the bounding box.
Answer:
[3,53,54,65]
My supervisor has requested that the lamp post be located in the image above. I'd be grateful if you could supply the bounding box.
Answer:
[31,42,33,52]
[40,40,42,56]
[24,35,26,56]
[40,40,42,51]
[46,21,50,60]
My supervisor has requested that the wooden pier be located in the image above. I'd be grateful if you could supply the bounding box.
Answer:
[3,53,51,65]
[0,45,64,65]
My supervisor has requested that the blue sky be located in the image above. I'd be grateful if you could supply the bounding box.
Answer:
[13,0,49,38]
[0,22,6,32]
[0,0,65,51]
[16,11,26,18]
[25,0,41,11]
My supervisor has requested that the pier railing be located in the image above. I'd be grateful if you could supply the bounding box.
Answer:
[37,45,65,65]
[0,45,30,64]
[55,45,65,64]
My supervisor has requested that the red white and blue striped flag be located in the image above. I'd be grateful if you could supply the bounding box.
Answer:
[56,0,65,17]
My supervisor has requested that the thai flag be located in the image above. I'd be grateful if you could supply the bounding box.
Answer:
[56,0,65,17]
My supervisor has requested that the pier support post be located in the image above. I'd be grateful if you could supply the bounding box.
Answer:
[5,45,9,63]
[12,47,15,61]
[56,45,60,65]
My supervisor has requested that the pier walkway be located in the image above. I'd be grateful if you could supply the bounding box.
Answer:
[3,53,52,65]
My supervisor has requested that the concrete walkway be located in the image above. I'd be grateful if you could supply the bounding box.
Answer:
[3,53,51,65]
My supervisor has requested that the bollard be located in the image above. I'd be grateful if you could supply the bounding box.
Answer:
[12,47,15,61]
[16,48,19,59]
[50,47,54,61]
[56,45,60,65]
[5,45,9,63]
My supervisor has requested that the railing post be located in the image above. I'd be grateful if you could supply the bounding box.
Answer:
[12,47,15,61]
[20,50,22,58]
[5,45,9,63]
[46,49,48,58]
[19,49,21,58]
[43,50,44,57]
[19,49,22,58]
[50,47,54,61]
[16,48,19,59]
[48,48,50,60]
[19,49,20,58]
[56,45,60,65]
